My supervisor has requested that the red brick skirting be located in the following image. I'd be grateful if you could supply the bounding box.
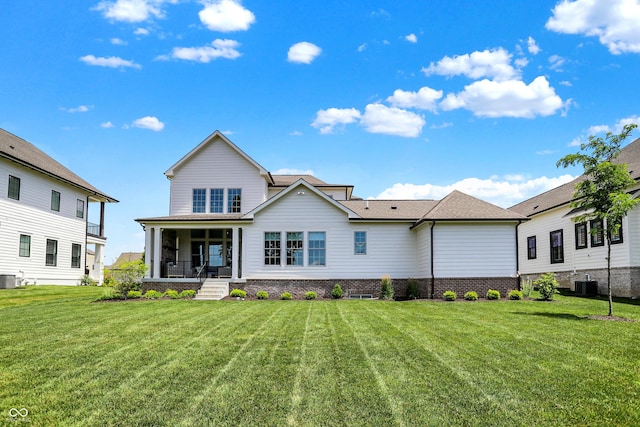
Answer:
[141,281,202,293]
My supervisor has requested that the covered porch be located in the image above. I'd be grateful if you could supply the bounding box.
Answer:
[142,220,247,283]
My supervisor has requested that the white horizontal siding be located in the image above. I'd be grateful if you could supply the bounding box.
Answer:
[243,187,417,279]
[169,140,267,215]
[415,223,431,277]
[433,222,516,277]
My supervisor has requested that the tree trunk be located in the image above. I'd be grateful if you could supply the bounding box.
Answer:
[607,236,613,317]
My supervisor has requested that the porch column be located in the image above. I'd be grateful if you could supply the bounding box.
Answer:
[153,227,162,278]
[144,226,153,278]
[94,243,105,285]
[232,226,239,280]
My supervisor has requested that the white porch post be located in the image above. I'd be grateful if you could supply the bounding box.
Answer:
[144,226,153,278]
[94,243,105,285]
[153,227,162,278]
[232,227,239,280]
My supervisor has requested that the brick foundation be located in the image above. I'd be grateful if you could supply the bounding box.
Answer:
[521,267,640,298]
[141,280,202,293]
[431,277,519,300]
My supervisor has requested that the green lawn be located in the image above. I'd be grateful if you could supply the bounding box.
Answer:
[1,287,639,426]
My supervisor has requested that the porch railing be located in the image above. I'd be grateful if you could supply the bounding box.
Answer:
[87,222,102,237]
[164,261,199,278]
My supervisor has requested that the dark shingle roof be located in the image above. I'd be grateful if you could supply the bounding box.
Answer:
[509,137,640,217]
[421,190,527,221]
[271,175,337,186]
[340,199,439,220]
[0,128,117,202]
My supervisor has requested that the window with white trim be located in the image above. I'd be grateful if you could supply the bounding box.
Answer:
[71,243,82,268]
[228,188,241,213]
[264,232,281,265]
[19,234,31,257]
[46,239,58,266]
[286,232,303,266]
[354,231,367,255]
[8,175,20,200]
[76,199,85,218]
[51,190,60,212]
[192,189,206,213]
[210,188,223,213]
[308,232,326,266]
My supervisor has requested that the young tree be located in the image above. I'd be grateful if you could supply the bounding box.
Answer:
[557,123,638,316]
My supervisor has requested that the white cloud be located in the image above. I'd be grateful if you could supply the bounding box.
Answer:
[548,54,566,71]
[587,124,611,135]
[514,57,529,68]
[422,48,518,81]
[613,115,640,132]
[357,43,367,52]
[386,86,443,112]
[289,130,303,136]
[199,0,255,32]
[94,0,165,23]
[134,27,150,35]
[440,76,565,118]
[546,0,640,54]
[111,38,127,45]
[101,121,115,128]
[360,103,425,138]
[536,149,558,155]
[132,116,164,131]
[405,33,417,43]
[61,105,92,113]
[559,80,573,86]
[161,39,241,62]
[311,108,361,134]
[79,54,141,69]
[527,36,541,54]
[272,168,315,175]
[568,115,640,146]
[375,174,576,208]
[287,42,322,64]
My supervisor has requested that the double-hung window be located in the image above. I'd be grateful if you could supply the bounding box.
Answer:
[71,244,82,268]
[46,239,58,266]
[590,219,604,247]
[210,188,224,213]
[550,230,564,264]
[19,234,31,257]
[610,220,623,244]
[264,232,281,265]
[575,223,587,249]
[286,232,303,266]
[76,199,85,218]
[228,189,241,213]
[308,232,326,266]
[526,236,536,260]
[8,175,20,200]
[192,189,206,213]
[354,231,367,255]
[51,190,61,212]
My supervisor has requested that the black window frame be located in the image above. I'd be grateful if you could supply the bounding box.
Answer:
[610,220,624,244]
[51,190,61,212]
[71,243,82,268]
[8,175,20,200]
[46,239,58,267]
[575,222,587,249]
[590,219,604,247]
[76,199,85,219]
[19,234,31,257]
[550,229,564,264]
[526,236,536,260]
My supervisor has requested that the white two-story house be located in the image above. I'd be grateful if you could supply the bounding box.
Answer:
[510,137,640,298]
[0,129,118,286]
[136,130,527,299]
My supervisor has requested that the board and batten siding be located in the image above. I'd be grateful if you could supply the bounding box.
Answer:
[0,161,87,285]
[517,206,632,275]
[433,222,516,278]
[169,140,268,216]
[243,186,418,279]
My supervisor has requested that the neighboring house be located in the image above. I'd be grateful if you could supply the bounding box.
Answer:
[136,131,527,298]
[108,252,144,269]
[0,129,118,286]
[510,137,640,298]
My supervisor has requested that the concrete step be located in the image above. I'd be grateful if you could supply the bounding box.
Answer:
[195,281,229,300]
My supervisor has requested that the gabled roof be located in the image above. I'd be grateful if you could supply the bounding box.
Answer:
[164,130,272,182]
[243,178,360,219]
[271,175,328,186]
[509,136,640,217]
[340,199,438,220]
[0,128,117,203]
[109,252,144,268]
[417,190,527,224]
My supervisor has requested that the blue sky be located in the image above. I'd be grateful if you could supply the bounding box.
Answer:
[2,0,640,264]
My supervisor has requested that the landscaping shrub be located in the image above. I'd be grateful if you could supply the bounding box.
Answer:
[380,275,394,300]
[534,272,559,301]
[127,290,142,299]
[230,289,247,298]
[280,292,292,300]
[96,288,123,300]
[164,289,180,299]
[179,290,196,299]
[486,289,501,300]
[112,260,147,298]
[144,290,163,299]
[79,274,97,286]
[256,290,269,300]
[443,290,457,301]
[464,291,478,301]
[407,278,419,299]
[509,290,523,300]
[521,278,533,298]
[331,283,343,299]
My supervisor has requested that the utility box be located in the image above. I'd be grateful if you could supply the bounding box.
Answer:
[0,275,16,289]
[575,280,598,296]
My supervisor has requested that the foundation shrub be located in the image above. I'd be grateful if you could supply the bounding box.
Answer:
[406,278,419,299]
[280,292,292,300]
[509,290,523,300]
[164,289,180,299]
[127,290,142,299]
[380,275,394,300]
[230,289,247,298]
[487,289,501,300]
[256,291,269,300]
[443,290,457,301]
[331,283,343,299]
[305,291,317,300]
[179,290,196,299]
[464,291,478,301]
[534,272,559,301]
[144,290,163,299]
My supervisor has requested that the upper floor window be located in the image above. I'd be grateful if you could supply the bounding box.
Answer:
[192,189,206,213]
[8,175,20,200]
[228,189,241,213]
[76,199,85,218]
[264,232,281,265]
[51,190,61,212]
[575,223,587,249]
[354,231,367,255]
[610,220,623,244]
[286,232,303,266]
[590,219,604,247]
[46,239,58,266]
[71,243,82,268]
[210,188,224,213]
[550,230,564,264]
[527,236,536,260]
[308,232,326,266]
[19,234,31,257]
